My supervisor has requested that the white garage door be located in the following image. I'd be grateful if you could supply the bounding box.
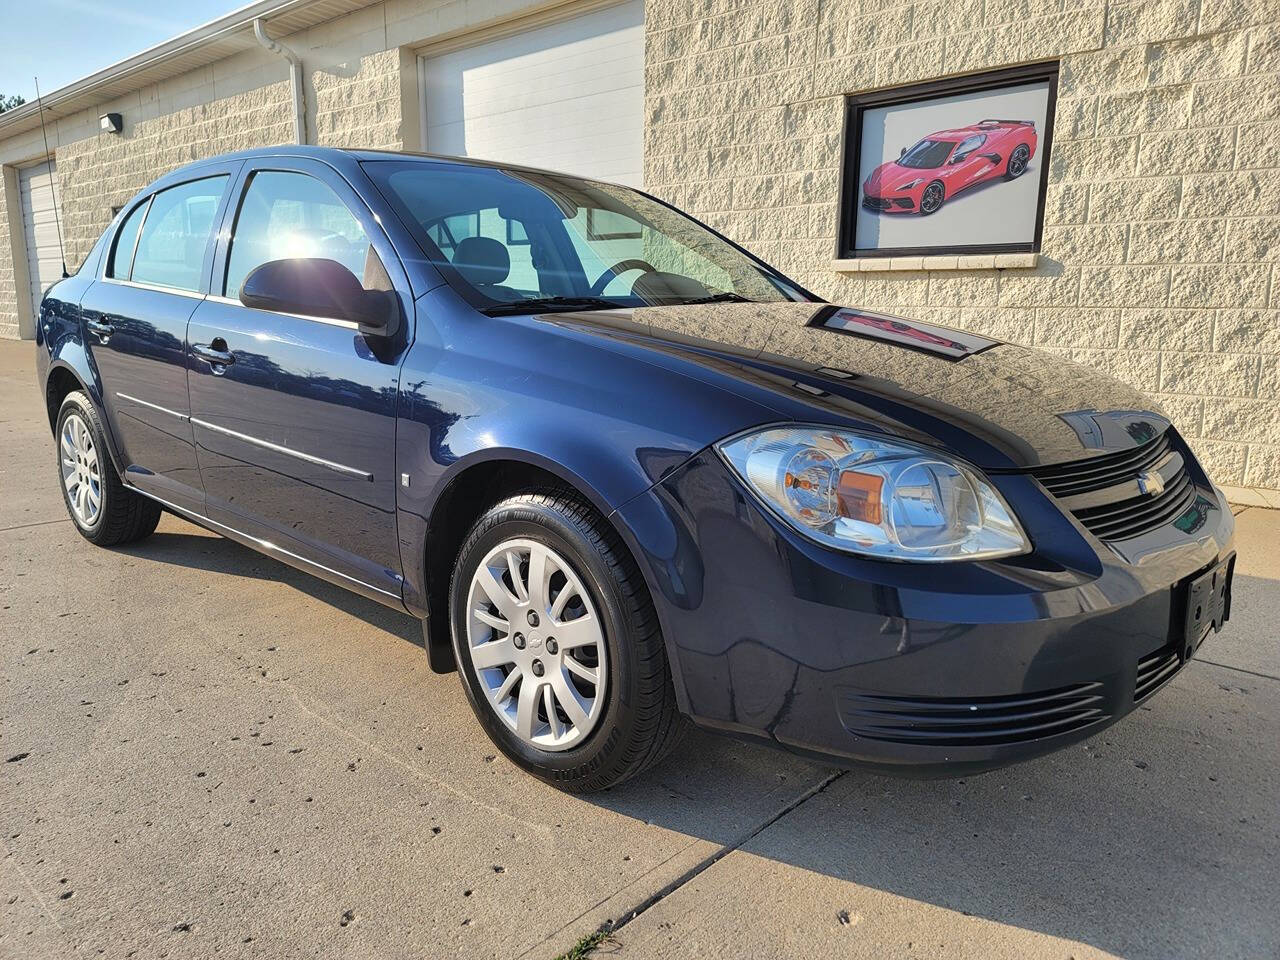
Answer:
[19,160,64,321]
[420,1,644,186]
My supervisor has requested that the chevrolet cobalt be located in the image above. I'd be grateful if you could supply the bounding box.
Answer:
[36,147,1234,791]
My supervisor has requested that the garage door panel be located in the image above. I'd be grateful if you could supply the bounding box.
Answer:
[441,62,643,119]
[421,0,643,186]
[19,160,65,325]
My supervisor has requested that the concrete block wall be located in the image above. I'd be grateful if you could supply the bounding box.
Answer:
[56,52,407,272]
[644,0,1280,493]
[55,84,296,269]
[0,1,410,322]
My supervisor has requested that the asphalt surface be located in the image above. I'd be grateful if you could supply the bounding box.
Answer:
[2,338,1277,960]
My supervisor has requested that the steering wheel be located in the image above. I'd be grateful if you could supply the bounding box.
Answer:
[588,259,659,296]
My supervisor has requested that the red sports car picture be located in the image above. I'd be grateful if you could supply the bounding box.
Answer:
[861,119,1038,216]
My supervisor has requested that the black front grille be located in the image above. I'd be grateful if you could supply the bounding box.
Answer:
[1135,646,1182,702]
[1071,468,1197,541]
[862,196,892,211]
[839,682,1108,747]
[1033,434,1172,497]
[1031,432,1199,542]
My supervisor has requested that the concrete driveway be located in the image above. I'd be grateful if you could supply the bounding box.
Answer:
[2,338,1277,960]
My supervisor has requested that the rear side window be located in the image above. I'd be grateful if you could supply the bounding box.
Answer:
[224,170,384,300]
[107,199,149,279]
[130,176,227,292]
[951,134,987,162]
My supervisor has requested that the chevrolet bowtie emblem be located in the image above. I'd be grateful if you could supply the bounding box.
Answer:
[1137,469,1165,497]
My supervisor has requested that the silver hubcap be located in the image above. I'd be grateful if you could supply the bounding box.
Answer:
[466,539,607,751]
[60,413,101,527]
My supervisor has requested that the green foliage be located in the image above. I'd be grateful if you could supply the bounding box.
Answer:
[0,93,26,114]
[553,929,615,960]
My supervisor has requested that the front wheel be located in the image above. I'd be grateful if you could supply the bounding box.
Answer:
[55,391,161,546]
[919,180,945,215]
[449,490,682,792]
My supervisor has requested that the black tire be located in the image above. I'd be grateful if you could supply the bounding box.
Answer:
[55,391,161,546]
[919,180,945,215]
[1005,144,1030,180]
[449,489,683,792]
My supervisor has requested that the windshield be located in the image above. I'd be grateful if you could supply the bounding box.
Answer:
[898,139,955,169]
[363,160,799,312]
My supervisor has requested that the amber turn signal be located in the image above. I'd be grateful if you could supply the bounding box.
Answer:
[837,470,883,524]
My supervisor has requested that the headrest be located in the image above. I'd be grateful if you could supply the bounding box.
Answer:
[630,271,711,302]
[452,236,510,286]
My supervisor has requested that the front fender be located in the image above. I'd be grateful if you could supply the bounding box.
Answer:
[392,284,785,627]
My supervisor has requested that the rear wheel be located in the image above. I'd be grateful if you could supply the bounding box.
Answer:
[55,391,161,546]
[1005,144,1030,180]
[449,490,682,792]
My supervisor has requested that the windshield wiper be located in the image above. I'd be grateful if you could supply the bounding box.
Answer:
[674,292,755,304]
[482,296,626,316]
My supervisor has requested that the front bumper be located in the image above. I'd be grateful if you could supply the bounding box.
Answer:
[862,193,916,212]
[616,449,1236,776]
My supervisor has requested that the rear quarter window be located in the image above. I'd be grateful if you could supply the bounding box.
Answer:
[107,199,149,279]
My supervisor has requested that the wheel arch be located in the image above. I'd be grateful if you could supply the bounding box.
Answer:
[45,364,85,432]
[43,354,129,479]
[413,449,661,676]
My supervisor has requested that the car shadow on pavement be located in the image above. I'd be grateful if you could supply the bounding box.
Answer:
[116,521,1278,960]
[583,581,1278,960]
[112,523,426,651]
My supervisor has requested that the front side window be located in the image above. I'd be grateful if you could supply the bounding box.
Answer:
[364,161,795,312]
[130,176,227,292]
[898,139,954,169]
[108,199,149,279]
[225,170,385,300]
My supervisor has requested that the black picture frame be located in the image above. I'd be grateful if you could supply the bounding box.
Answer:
[837,62,1059,260]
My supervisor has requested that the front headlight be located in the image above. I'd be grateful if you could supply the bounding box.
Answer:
[894,178,925,190]
[716,426,1030,561]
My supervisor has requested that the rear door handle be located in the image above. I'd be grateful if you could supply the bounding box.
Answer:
[86,318,114,342]
[192,339,235,370]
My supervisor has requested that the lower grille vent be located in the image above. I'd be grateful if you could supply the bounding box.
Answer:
[1135,647,1182,703]
[839,682,1108,747]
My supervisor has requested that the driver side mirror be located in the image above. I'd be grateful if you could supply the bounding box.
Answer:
[240,258,398,337]
[899,147,906,158]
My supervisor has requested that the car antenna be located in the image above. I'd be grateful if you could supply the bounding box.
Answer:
[33,76,68,279]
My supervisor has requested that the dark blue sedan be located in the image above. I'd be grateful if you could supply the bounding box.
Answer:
[35,147,1234,791]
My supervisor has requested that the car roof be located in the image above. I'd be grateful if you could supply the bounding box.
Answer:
[154,144,610,188]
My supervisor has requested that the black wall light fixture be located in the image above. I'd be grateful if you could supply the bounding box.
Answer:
[99,112,122,134]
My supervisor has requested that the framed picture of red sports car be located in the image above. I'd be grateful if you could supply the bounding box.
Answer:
[838,63,1059,259]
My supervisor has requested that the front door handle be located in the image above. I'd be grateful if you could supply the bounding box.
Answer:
[86,318,114,342]
[192,339,235,371]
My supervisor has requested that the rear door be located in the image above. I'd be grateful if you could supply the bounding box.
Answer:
[79,167,238,511]
[185,157,411,604]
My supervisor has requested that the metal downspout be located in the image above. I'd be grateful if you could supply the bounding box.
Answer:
[253,18,307,144]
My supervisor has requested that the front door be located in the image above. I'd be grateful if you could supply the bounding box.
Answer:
[79,169,236,511]
[186,158,411,604]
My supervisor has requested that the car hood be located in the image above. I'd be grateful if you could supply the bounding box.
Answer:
[863,163,897,191]
[537,301,1169,471]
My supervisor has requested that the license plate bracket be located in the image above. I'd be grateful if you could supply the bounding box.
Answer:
[1181,553,1234,660]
